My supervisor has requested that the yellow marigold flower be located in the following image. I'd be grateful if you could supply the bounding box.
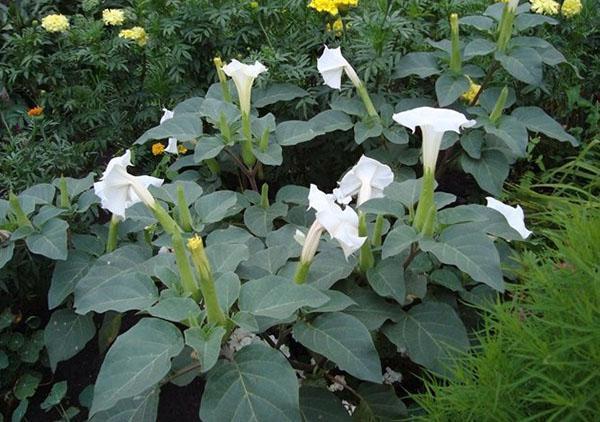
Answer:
[561,0,582,17]
[326,17,344,34]
[530,0,560,15]
[461,80,481,104]
[102,9,125,26]
[335,0,358,6]
[27,106,44,117]
[178,145,188,154]
[152,143,165,155]
[309,0,339,16]
[119,26,148,47]
[41,14,70,33]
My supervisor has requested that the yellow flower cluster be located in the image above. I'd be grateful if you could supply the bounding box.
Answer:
[561,0,582,17]
[178,145,188,154]
[102,9,125,26]
[41,14,70,33]
[530,0,560,15]
[308,0,358,16]
[152,143,165,155]
[461,79,481,104]
[119,26,148,46]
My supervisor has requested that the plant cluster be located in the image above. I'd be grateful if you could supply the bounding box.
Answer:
[0,0,595,420]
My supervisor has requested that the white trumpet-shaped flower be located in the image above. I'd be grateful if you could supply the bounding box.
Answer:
[333,155,394,206]
[317,46,362,90]
[392,107,476,172]
[93,150,163,219]
[507,0,519,12]
[308,185,366,259]
[222,59,267,115]
[485,197,532,240]
[160,108,178,154]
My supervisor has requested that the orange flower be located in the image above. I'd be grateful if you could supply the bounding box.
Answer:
[152,143,165,155]
[27,106,44,117]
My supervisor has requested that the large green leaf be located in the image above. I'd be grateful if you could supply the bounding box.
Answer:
[74,245,158,314]
[496,47,543,85]
[300,386,351,422]
[395,52,441,79]
[515,13,557,31]
[459,15,495,31]
[215,272,241,312]
[253,83,308,108]
[419,224,505,291]
[278,249,355,290]
[485,116,529,156]
[90,387,159,422]
[199,344,301,422]
[147,297,201,322]
[276,121,321,146]
[25,218,68,260]
[435,72,470,107]
[512,106,578,146]
[90,318,183,416]
[185,326,226,373]
[343,286,402,331]
[460,150,510,196]
[45,309,96,371]
[382,302,469,375]
[243,203,288,237]
[367,257,406,304]
[206,243,249,274]
[48,250,93,309]
[382,225,419,259]
[293,313,382,383]
[194,190,238,224]
[239,275,329,320]
[193,136,225,162]
[355,383,407,421]
[309,110,353,133]
[135,113,203,144]
[0,242,15,270]
[464,38,496,59]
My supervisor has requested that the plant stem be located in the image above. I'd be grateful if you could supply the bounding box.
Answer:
[413,170,436,235]
[106,215,120,253]
[358,212,375,272]
[294,261,311,284]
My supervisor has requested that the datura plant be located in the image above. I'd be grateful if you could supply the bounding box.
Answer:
[0,2,578,420]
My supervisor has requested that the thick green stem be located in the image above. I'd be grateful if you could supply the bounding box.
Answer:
[372,214,384,247]
[356,83,379,119]
[206,158,221,175]
[214,57,232,103]
[241,113,256,167]
[59,176,70,209]
[489,86,509,124]
[151,204,200,300]
[449,13,462,74]
[260,183,269,208]
[106,215,120,253]
[496,4,515,53]
[294,261,311,284]
[176,184,193,232]
[188,236,226,326]
[172,231,201,301]
[413,170,436,235]
[358,212,375,272]
[8,192,31,227]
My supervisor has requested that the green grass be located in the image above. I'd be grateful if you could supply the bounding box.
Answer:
[414,146,600,421]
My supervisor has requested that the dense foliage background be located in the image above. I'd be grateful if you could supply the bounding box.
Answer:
[0,0,598,420]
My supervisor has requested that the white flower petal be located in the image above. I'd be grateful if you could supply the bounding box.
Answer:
[222,59,267,115]
[485,197,532,240]
[317,46,352,90]
[392,107,476,134]
[336,155,394,205]
[93,150,163,218]
[393,107,475,171]
[294,229,306,246]
[165,137,178,154]
[160,108,174,124]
